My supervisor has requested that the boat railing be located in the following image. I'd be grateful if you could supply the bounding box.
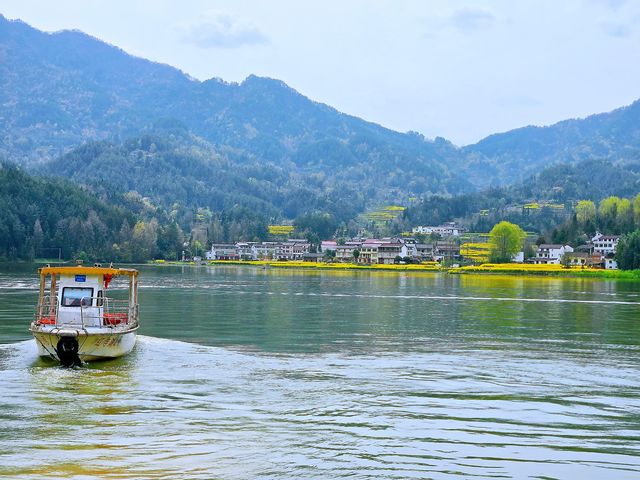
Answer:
[81,297,138,328]
[35,296,138,328]
[35,295,58,325]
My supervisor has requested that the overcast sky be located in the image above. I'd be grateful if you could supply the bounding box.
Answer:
[3,0,639,145]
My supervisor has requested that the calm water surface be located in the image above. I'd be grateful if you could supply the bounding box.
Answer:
[1,264,640,479]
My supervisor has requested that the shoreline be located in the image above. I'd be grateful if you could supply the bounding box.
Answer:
[152,260,640,280]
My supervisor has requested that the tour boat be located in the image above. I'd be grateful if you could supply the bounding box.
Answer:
[29,265,140,366]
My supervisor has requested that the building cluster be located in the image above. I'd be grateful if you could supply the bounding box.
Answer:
[532,232,619,269]
[205,239,314,262]
[202,223,621,269]
[204,237,463,264]
[321,238,461,264]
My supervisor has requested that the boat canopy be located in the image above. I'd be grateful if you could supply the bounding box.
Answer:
[39,266,138,277]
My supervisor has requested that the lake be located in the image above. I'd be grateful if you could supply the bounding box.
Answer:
[1,264,640,479]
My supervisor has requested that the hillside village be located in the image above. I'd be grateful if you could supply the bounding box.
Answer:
[201,222,620,270]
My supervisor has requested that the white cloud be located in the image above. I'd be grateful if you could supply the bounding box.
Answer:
[176,11,268,49]
[449,7,495,31]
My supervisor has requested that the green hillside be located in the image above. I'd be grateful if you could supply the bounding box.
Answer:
[402,159,640,233]
[0,161,134,260]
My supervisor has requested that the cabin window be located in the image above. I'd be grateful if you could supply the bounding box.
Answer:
[97,290,103,307]
[61,287,94,307]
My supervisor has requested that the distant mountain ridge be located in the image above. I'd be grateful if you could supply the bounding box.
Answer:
[462,100,640,184]
[1,12,640,206]
[0,13,466,203]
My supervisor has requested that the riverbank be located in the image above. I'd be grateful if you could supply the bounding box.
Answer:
[153,259,640,279]
[172,259,442,272]
[449,263,640,279]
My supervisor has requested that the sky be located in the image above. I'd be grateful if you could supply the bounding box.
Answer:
[3,0,640,145]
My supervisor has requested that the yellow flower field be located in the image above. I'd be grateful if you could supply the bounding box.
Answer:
[450,263,584,274]
[359,205,406,225]
[268,225,295,236]
[460,242,491,263]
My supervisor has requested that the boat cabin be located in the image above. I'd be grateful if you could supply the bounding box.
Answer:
[35,266,139,328]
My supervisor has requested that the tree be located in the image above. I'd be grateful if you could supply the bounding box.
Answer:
[599,196,621,232]
[633,194,640,227]
[414,233,427,244]
[616,198,633,233]
[294,212,337,241]
[615,230,640,270]
[157,222,183,260]
[575,200,596,226]
[208,216,225,244]
[324,249,336,262]
[352,249,360,263]
[130,219,158,261]
[192,240,203,258]
[524,243,536,260]
[489,221,526,263]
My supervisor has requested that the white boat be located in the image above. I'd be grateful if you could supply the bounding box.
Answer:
[29,265,140,366]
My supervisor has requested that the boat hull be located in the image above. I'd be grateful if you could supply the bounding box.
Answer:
[30,326,137,362]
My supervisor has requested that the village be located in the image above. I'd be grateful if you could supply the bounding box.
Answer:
[200,222,621,270]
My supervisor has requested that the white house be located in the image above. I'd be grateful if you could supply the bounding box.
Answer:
[604,255,618,270]
[320,240,337,253]
[358,241,381,264]
[205,244,239,261]
[235,242,255,260]
[412,222,462,237]
[254,242,278,260]
[592,232,619,255]
[533,244,574,264]
[415,244,435,261]
[335,241,362,262]
[377,242,409,264]
[275,240,310,261]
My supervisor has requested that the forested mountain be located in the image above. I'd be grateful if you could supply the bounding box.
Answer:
[402,159,640,233]
[42,129,368,225]
[0,161,135,260]
[462,101,640,186]
[3,13,640,201]
[0,14,466,201]
[2,13,640,261]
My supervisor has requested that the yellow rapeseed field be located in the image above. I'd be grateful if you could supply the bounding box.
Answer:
[268,225,295,236]
[460,242,491,263]
[450,263,583,273]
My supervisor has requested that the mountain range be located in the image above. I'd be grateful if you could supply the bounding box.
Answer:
[1,13,640,244]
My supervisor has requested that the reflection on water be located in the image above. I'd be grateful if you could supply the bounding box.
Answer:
[1,264,640,479]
